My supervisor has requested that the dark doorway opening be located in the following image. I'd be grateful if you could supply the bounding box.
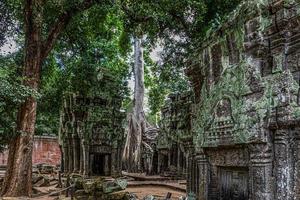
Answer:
[152,152,158,174]
[219,167,249,200]
[92,153,106,175]
[162,154,169,172]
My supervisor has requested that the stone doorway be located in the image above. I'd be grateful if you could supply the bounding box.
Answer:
[219,167,249,200]
[92,153,108,176]
[152,152,158,174]
[161,154,169,172]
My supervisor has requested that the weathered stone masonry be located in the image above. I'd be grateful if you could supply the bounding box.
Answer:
[157,92,193,178]
[184,0,300,199]
[59,71,126,177]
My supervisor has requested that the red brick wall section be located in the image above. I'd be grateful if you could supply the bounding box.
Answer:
[0,136,61,166]
[32,136,61,166]
[0,151,8,166]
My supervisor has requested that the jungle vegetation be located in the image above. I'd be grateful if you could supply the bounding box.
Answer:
[0,0,240,196]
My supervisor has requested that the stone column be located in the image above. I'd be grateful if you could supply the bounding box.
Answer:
[111,149,116,176]
[184,154,188,177]
[117,147,122,174]
[294,128,300,199]
[79,141,84,174]
[157,153,161,174]
[177,147,181,176]
[168,151,171,169]
[191,156,196,194]
[274,129,300,200]
[68,137,74,173]
[274,130,290,200]
[187,153,192,194]
[72,135,79,173]
[63,140,69,173]
[59,145,64,172]
[196,153,209,200]
[172,147,177,166]
[104,154,110,176]
[249,142,274,200]
[194,153,209,200]
[88,154,93,176]
[77,121,84,175]
[82,139,89,176]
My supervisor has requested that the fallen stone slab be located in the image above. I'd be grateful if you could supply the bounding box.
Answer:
[106,191,130,200]
[34,163,56,174]
[34,176,50,187]
[33,186,48,195]
[49,185,73,197]
[127,193,138,200]
[103,179,127,193]
[32,174,44,184]
[143,195,156,200]
[127,181,186,192]
[83,181,95,193]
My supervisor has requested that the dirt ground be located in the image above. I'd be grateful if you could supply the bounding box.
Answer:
[0,185,185,200]
[0,171,186,200]
[0,186,185,200]
[126,185,185,199]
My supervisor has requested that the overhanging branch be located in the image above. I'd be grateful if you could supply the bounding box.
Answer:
[41,0,101,60]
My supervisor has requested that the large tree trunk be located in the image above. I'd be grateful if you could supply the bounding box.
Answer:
[0,40,41,195]
[123,37,146,172]
[0,0,98,197]
[0,0,42,196]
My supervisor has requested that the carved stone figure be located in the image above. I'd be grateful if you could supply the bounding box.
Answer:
[181,0,300,199]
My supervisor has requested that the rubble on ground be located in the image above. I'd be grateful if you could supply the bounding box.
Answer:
[68,177,130,200]
[143,195,155,200]
[34,175,50,187]
[33,163,57,174]
[127,193,138,200]
[32,173,58,187]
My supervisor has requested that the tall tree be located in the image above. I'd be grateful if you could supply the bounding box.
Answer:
[1,0,107,197]
[0,0,243,196]
[123,37,146,172]
[121,0,241,173]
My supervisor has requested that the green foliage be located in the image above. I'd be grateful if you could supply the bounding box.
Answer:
[146,63,189,115]
[35,8,132,135]
[0,0,244,145]
[0,54,39,150]
[120,0,242,117]
[190,0,300,148]
[35,54,66,135]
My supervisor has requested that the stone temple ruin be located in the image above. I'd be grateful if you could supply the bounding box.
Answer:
[59,70,125,177]
[182,0,300,199]
[57,0,300,199]
[157,91,194,178]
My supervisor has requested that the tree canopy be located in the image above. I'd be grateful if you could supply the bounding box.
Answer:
[0,0,241,148]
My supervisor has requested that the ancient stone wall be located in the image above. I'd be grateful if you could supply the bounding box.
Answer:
[157,91,193,177]
[183,0,300,199]
[59,69,126,176]
[32,136,61,166]
[0,152,7,166]
[0,136,61,166]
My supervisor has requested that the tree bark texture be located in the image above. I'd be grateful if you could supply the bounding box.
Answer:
[123,37,146,172]
[1,0,98,197]
[1,0,42,196]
